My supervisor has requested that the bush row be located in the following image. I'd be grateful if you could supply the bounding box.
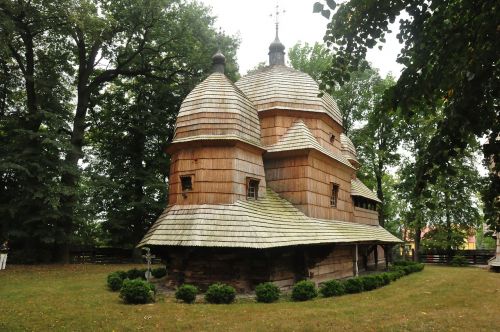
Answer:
[111,261,424,305]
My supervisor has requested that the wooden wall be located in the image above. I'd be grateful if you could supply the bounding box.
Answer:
[157,244,359,292]
[259,111,343,154]
[169,144,266,205]
[353,207,380,225]
[264,151,355,220]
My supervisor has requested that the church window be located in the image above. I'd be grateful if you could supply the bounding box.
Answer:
[180,175,193,191]
[330,134,336,144]
[330,183,339,207]
[247,179,260,199]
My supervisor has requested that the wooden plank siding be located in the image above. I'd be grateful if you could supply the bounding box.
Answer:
[353,207,380,225]
[169,145,266,205]
[259,112,343,155]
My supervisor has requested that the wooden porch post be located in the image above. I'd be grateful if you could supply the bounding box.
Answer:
[374,245,379,270]
[384,245,389,270]
[353,244,359,277]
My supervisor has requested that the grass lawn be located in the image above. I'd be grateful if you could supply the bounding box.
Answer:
[0,264,499,331]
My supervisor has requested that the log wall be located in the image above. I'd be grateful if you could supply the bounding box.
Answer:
[353,207,380,225]
[169,144,266,205]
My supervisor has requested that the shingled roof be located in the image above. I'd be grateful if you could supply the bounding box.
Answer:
[351,178,382,203]
[139,189,400,248]
[235,66,343,127]
[340,133,359,164]
[172,72,262,146]
[266,120,354,169]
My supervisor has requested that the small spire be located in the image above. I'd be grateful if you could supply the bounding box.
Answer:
[212,28,225,74]
[268,3,285,66]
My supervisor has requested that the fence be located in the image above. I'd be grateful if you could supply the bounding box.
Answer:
[420,249,495,265]
[69,247,162,264]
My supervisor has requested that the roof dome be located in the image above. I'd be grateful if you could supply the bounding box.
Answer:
[340,133,359,166]
[235,65,343,127]
[172,72,261,147]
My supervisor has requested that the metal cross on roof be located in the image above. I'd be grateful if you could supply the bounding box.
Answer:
[270,3,285,38]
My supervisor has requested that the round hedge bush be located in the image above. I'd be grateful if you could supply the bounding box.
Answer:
[255,282,280,303]
[175,284,198,304]
[126,268,147,280]
[291,280,318,301]
[343,278,364,294]
[107,272,125,291]
[120,279,155,304]
[319,279,345,297]
[151,267,167,279]
[380,273,391,286]
[205,283,236,304]
[360,275,380,291]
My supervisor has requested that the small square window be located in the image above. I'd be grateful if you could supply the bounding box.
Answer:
[180,175,193,191]
[330,183,339,207]
[247,179,259,199]
[330,134,336,144]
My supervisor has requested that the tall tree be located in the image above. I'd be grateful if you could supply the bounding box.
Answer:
[315,0,500,256]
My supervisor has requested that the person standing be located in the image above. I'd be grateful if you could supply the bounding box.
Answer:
[0,241,9,270]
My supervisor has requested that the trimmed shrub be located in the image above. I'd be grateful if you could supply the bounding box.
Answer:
[255,282,280,303]
[319,280,345,298]
[291,280,318,301]
[175,284,198,304]
[380,273,391,286]
[107,272,124,291]
[127,268,147,280]
[393,260,415,267]
[205,283,236,304]
[151,267,167,279]
[360,275,380,291]
[343,278,364,294]
[120,279,155,304]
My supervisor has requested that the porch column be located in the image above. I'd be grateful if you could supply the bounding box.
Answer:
[353,244,359,277]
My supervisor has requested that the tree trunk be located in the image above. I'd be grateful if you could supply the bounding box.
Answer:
[376,159,385,227]
[445,190,452,262]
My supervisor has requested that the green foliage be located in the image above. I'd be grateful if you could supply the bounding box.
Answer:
[317,0,499,237]
[204,283,236,304]
[107,272,125,291]
[291,280,318,301]
[175,284,198,304]
[450,255,468,267]
[288,42,332,83]
[319,279,345,297]
[359,275,381,291]
[119,279,155,304]
[151,267,167,279]
[343,278,364,294]
[255,282,281,303]
[126,268,147,280]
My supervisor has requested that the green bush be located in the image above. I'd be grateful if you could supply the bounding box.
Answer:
[151,267,167,279]
[120,279,155,304]
[319,280,345,297]
[343,278,364,294]
[255,282,280,303]
[450,255,468,266]
[291,280,318,301]
[380,273,391,285]
[393,260,415,266]
[126,268,147,280]
[107,272,125,291]
[175,284,198,304]
[205,283,236,304]
[360,275,381,291]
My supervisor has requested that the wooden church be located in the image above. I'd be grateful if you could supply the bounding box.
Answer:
[139,29,401,291]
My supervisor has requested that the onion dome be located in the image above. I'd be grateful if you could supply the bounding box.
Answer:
[236,65,343,127]
[340,133,360,167]
[268,35,285,66]
[171,51,261,148]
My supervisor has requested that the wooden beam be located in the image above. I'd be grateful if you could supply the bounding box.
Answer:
[353,244,359,277]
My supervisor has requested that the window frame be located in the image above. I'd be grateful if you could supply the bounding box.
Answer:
[330,183,340,207]
[180,174,194,192]
[246,178,260,200]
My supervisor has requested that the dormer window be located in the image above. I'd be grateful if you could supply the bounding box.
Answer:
[180,175,193,191]
[247,178,260,200]
[330,183,339,207]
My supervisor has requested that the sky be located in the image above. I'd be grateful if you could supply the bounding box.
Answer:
[198,0,404,77]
